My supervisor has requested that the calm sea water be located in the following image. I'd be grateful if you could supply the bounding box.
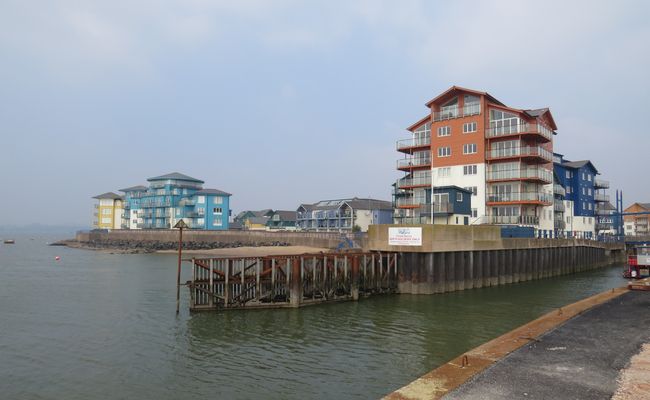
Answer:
[0,234,626,399]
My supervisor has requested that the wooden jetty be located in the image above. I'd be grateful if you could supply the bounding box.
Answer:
[186,252,398,310]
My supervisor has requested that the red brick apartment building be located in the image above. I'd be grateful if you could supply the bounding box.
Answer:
[395,86,557,233]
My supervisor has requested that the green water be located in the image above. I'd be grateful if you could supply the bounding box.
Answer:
[0,234,626,399]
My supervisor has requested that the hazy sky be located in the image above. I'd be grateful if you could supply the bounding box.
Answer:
[1,0,649,226]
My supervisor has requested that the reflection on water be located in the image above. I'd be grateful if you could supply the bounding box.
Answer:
[0,235,626,399]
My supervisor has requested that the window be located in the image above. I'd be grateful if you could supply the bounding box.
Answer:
[464,186,478,196]
[213,196,223,205]
[567,186,572,194]
[213,207,222,214]
[463,165,477,175]
[438,167,451,177]
[567,216,571,224]
[472,208,478,218]
[463,122,477,133]
[588,188,592,195]
[197,196,205,204]
[588,174,592,181]
[102,209,111,215]
[588,203,592,210]
[213,217,223,226]
[101,217,111,223]
[582,187,586,195]
[437,126,451,137]
[438,146,451,157]
[197,218,205,226]
[457,192,463,202]
[463,143,477,154]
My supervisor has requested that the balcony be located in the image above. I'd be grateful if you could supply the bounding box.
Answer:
[554,184,566,196]
[485,123,553,142]
[555,220,566,230]
[595,207,611,216]
[486,191,553,205]
[487,215,540,226]
[395,197,424,208]
[486,167,553,184]
[397,176,432,189]
[554,202,565,212]
[594,193,609,202]
[596,223,612,231]
[397,136,431,152]
[594,179,609,189]
[486,145,553,163]
[397,157,431,171]
[433,103,481,121]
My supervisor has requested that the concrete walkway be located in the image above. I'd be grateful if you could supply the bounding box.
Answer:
[445,291,650,399]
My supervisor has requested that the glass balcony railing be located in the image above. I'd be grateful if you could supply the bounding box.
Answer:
[397,157,431,169]
[396,136,431,151]
[433,103,481,121]
[554,184,566,196]
[395,197,425,207]
[594,179,610,189]
[594,193,610,202]
[486,192,553,204]
[397,176,432,188]
[485,123,553,141]
[486,167,553,183]
[486,145,553,162]
[554,202,565,212]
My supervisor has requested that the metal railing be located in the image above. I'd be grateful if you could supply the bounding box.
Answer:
[487,215,539,225]
[486,167,553,183]
[486,191,553,203]
[595,207,612,216]
[397,176,432,188]
[396,136,431,151]
[486,145,553,162]
[485,123,553,141]
[397,157,431,169]
[554,184,566,196]
[554,202,565,212]
[555,220,566,230]
[433,103,481,121]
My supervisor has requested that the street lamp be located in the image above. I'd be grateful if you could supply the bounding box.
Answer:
[174,219,188,313]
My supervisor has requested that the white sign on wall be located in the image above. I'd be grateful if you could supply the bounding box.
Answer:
[388,227,422,246]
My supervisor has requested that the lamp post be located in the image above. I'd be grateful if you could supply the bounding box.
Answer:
[174,219,188,314]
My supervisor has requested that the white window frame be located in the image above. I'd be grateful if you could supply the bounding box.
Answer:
[437,146,451,157]
[463,122,477,133]
[463,143,477,154]
[437,126,451,137]
[463,165,478,175]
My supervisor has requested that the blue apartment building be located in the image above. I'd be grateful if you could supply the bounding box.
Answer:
[120,172,231,230]
[553,154,610,238]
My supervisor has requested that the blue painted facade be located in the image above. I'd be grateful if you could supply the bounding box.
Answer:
[120,173,231,230]
[553,154,598,218]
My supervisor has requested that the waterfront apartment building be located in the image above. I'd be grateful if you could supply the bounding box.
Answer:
[92,192,124,229]
[395,86,556,234]
[233,209,297,231]
[624,203,650,236]
[114,172,231,230]
[297,198,392,232]
[552,155,611,239]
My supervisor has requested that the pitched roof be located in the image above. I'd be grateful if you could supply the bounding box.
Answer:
[640,203,650,209]
[119,185,148,192]
[345,198,393,210]
[604,202,617,211]
[246,216,269,225]
[425,86,505,108]
[269,210,297,221]
[195,188,231,196]
[93,192,123,200]
[562,160,599,174]
[523,108,558,130]
[147,172,204,183]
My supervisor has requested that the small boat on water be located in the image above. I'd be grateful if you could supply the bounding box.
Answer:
[624,245,650,279]
[3,239,15,244]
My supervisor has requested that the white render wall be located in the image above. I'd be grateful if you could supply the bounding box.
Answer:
[432,163,486,224]
[354,209,373,232]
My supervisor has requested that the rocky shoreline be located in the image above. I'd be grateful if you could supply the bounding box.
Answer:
[52,239,292,254]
